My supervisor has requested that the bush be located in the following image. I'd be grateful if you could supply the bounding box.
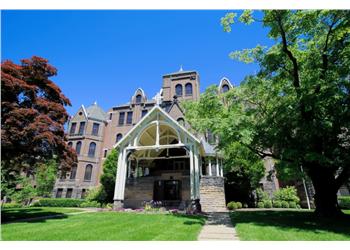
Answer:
[236,202,243,209]
[273,186,300,203]
[33,198,84,207]
[296,204,301,209]
[263,200,272,208]
[256,188,269,202]
[273,200,282,208]
[338,196,350,209]
[243,203,248,208]
[257,202,264,208]
[80,201,101,208]
[289,201,297,208]
[85,187,107,203]
[227,201,238,210]
[281,201,289,208]
[2,203,23,209]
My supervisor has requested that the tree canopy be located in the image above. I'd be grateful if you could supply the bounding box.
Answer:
[100,148,119,202]
[1,56,77,176]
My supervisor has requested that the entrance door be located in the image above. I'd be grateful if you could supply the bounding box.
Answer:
[164,180,181,200]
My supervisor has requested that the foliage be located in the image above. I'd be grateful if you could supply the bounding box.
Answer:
[256,188,270,202]
[273,186,300,204]
[35,159,58,197]
[273,201,282,208]
[338,196,350,209]
[2,203,23,209]
[99,148,118,202]
[263,200,273,208]
[227,201,238,210]
[9,176,37,205]
[236,202,243,209]
[1,56,77,176]
[80,201,101,208]
[33,198,83,207]
[289,201,297,208]
[281,201,290,208]
[85,186,107,204]
[257,202,265,208]
[219,10,350,216]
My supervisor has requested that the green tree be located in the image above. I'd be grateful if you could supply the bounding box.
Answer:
[100,149,118,202]
[10,176,37,205]
[216,10,349,216]
[36,159,58,197]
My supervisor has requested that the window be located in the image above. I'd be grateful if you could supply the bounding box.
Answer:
[109,113,113,120]
[126,111,133,124]
[70,165,77,179]
[68,142,73,148]
[81,189,87,199]
[59,171,66,180]
[84,164,93,181]
[141,109,148,118]
[78,122,85,135]
[70,122,77,135]
[56,188,63,198]
[136,94,142,104]
[222,84,230,93]
[185,83,193,96]
[175,84,183,96]
[88,142,96,157]
[207,130,216,145]
[116,133,123,143]
[104,149,108,158]
[66,188,73,198]
[177,118,185,126]
[118,112,125,125]
[92,123,100,136]
[76,141,82,155]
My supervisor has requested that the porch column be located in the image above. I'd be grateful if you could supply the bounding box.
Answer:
[189,144,195,200]
[113,148,128,209]
[208,158,212,176]
[194,146,200,199]
[127,159,131,178]
[216,157,219,177]
[220,158,224,177]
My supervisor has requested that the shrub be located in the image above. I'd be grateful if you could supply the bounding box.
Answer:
[85,187,107,203]
[281,201,289,208]
[338,196,350,209]
[227,201,238,210]
[236,202,243,209]
[273,186,300,203]
[33,198,84,207]
[257,202,264,208]
[273,201,282,208]
[256,188,269,202]
[80,201,101,208]
[263,200,272,208]
[289,201,297,208]
[2,203,23,209]
[243,203,248,208]
[296,204,301,209]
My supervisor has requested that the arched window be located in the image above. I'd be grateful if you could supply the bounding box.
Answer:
[222,84,230,93]
[68,142,73,148]
[76,141,82,155]
[70,165,77,180]
[177,117,185,126]
[88,142,96,157]
[135,94,142,104]
[175,84,183,96]
[84,164,93,181]
[185,83,193,96]
[116,133,123,143]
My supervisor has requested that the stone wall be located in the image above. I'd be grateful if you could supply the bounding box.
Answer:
[200,176,227,212]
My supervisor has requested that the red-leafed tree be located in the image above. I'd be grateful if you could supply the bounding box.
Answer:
[1,56,77,182]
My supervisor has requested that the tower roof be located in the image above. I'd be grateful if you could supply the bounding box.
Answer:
[85,102,107,121]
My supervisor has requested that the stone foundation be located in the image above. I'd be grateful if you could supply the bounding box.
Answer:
[200,176,227,212]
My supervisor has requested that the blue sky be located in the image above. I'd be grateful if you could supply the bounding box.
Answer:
[2,10,273,115]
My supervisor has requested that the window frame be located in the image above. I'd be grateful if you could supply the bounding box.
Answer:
[70,122,77,135]
[118,112,125,125]
[185,83,193,96]
[126,111,133,124]
[84,164,93,181]
[76,141,82,155]
[78,121,86,135]
[92,122,100,136]
[175,84,183,96]
[88,142,96,157]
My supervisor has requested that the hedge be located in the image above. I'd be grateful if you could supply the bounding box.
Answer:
[338,196,350,209]
[2,203,23,209]
[33,198,84,207]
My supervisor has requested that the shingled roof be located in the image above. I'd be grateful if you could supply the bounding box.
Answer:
[85,102,107,121]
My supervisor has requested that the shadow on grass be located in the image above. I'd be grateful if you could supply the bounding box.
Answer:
[1,208,69,224]
[166,213,206,226]
[230,210,350,238]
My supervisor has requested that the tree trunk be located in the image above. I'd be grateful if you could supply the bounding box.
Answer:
[308,165,343,217]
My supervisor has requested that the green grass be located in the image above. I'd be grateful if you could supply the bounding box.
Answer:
[1,207,84,223]
[230,209,350,240]
[1,211,205,240]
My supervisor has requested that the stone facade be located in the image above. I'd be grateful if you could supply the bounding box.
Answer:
[200,176,227,212]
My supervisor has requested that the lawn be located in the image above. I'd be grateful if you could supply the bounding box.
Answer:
[1,207,84,223]
[1,211,205,241]
[230,209,350,241]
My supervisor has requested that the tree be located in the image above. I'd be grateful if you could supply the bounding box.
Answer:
[36,159,58,197]
[10,176,37,205]
[1,56,77,181]
[100,149,118,202]
[212,10,349,216]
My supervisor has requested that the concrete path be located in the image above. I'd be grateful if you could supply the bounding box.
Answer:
[198,212,239,241]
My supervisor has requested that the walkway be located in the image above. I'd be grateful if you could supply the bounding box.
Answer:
[198,212,239,241]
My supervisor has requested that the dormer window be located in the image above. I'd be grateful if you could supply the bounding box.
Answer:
[136,94,142,104]
[222,84,230,93]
